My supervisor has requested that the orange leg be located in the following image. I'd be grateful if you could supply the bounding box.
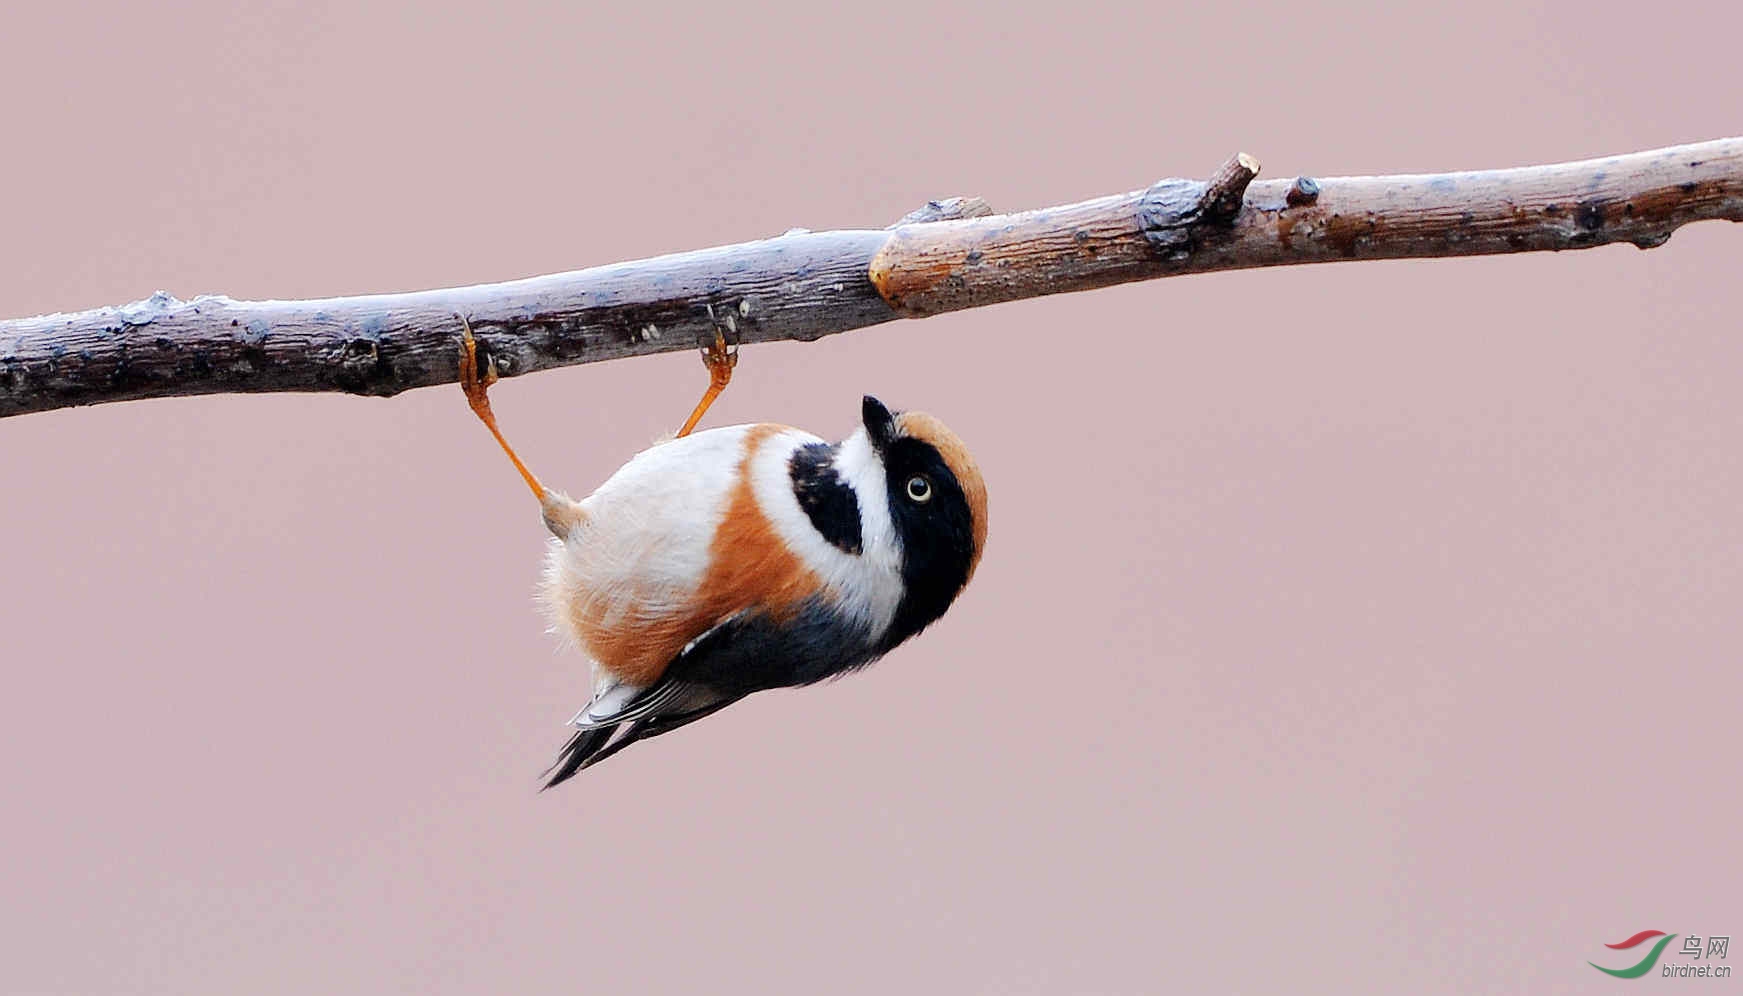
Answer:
[675,328,738,438]
[458,316,546,502]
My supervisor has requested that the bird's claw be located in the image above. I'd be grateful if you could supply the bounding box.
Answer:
[700,327,738,390]
[458,315,499,413]
[675,326,739,438]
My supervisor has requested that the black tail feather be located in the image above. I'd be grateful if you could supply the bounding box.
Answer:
[539,696,741,790]
[540,722,646,791]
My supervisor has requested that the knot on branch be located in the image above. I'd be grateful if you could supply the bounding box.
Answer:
[329,332,396,394]
[1138,151,1260,260]
[1286,176,1321,207]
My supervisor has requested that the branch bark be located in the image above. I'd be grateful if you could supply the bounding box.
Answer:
[4,137,1740,419]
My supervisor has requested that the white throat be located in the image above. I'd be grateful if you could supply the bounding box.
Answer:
[834,427,902,573]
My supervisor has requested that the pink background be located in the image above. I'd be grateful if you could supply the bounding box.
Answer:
[2,1,1738,992]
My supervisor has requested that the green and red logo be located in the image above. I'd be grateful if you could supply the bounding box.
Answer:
[1591,930,1732,980]
[1591,931,1678,979]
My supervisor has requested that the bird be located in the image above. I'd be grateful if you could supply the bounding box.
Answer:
[455,318,988,788]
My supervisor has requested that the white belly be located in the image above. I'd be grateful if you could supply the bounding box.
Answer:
[542,425,756,635]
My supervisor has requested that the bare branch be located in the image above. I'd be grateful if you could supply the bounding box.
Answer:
[4,137,1739,419]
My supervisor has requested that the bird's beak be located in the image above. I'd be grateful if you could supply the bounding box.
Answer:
[862,395,897,451]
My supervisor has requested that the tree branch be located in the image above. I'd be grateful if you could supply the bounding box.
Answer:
[4,137,1739,419]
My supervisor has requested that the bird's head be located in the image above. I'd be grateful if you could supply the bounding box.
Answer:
[856,394,988,649]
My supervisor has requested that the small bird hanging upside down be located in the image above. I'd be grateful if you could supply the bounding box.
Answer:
[457,318,988,788]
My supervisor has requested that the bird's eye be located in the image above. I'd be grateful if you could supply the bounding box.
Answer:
[905,475,932,503]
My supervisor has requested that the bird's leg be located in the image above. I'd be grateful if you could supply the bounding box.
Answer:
[457,316,585,538]
[675,327,738,438]
[458,316,544,500]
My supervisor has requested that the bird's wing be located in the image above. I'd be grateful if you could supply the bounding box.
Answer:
[570,611,749,729]
[542,613,750,789]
